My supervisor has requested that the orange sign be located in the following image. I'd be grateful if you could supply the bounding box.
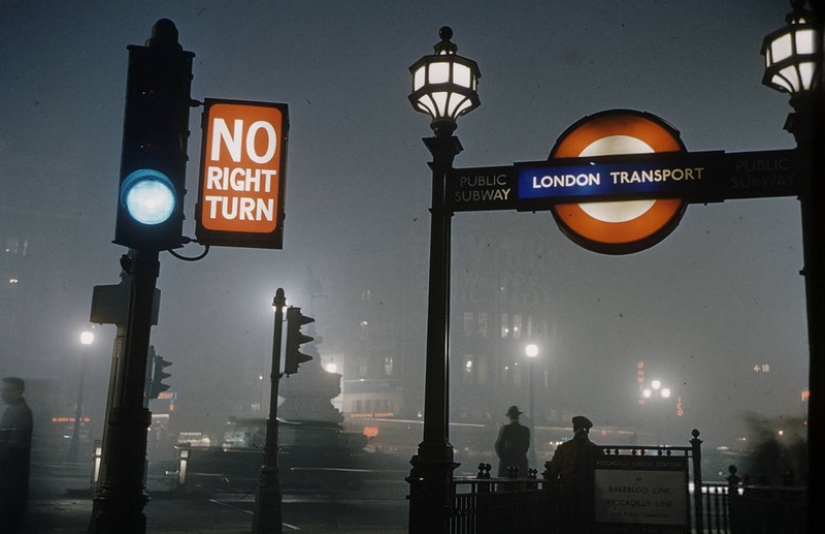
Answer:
[196,99,289,249]
[549,110,687,254]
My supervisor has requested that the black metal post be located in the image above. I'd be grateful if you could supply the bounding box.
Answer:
[252,288,287,533]
[689,429,703,533]
[528,357,535,469]
[90,250,159,533]
[770,3,825,526]
[409,128,462,534]
[789,89,825,532]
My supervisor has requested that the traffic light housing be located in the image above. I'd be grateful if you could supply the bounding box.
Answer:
[284,307,314,376]
[114,19,194,251]
[148,347,172,399]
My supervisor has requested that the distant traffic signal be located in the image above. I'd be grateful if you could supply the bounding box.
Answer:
[114,19,194,251]
[148,347,172,399]
[284,307,314,376]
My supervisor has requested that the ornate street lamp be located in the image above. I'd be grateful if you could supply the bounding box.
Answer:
[409,26,481,137]
[407,27,480,534]
[761,0,821,96]
[761,4,823,527]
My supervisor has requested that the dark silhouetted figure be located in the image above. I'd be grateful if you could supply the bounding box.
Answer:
[0,377,33,533]
[548,415,600,532]
[495,405,530,478]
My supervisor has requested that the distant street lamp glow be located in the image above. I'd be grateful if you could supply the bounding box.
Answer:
[80,330,95,346]
[643,388,652,399]
[651,380,661,390]
[661,388,672,399]
[325,362,338,374]
[525,344,539,358]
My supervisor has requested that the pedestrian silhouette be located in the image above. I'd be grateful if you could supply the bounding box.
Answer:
[495,405,530,479]
[1,377,34,532]
[547,415,600,532]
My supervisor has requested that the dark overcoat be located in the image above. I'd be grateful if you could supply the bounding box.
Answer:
[495,421,530,477]
[548,432,599,480]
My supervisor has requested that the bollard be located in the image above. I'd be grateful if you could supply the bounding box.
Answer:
[175,443,191,492]
[91,440,103,489]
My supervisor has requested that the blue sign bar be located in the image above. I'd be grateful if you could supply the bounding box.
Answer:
[517,152,718,201]
[446,149,801,213]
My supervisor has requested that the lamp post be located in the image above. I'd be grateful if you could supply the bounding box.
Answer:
[67,330,94,464]
[253,288,287,534]
[761,1,823,525]
[407,27,480,534]
[525,344,538,468]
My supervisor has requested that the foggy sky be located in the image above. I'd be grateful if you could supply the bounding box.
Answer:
[0,1,808,448]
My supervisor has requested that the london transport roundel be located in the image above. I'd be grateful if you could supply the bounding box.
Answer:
[549,110,688,255]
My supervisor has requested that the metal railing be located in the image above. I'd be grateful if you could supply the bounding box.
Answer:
[450,469,575,534]
[406,431,793,533]
[439,464,808,534]
[701,482,733,534]
[727,482,807,534]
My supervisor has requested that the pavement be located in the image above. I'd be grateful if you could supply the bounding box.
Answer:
[22,464,409,533]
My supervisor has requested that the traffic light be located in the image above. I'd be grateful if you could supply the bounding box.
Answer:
[284,307,314,376]
[114,19,195,251]
[148,348,173,399]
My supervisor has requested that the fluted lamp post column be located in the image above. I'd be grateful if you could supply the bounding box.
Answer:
[406,26,480,534]
[525,343,538,468]
[761,1,823,529]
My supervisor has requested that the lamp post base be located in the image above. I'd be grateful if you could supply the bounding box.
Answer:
[252,464,283,533]
[407,451,459,534]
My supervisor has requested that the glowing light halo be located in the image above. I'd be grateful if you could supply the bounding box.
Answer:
[549,110,688,254]
[120,168,176,225]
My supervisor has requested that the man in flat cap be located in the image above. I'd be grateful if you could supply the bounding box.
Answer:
[547,415,599,480]
[547,415,600,530]
[494,405,530,478]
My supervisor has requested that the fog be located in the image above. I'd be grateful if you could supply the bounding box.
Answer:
[1,0,807,476]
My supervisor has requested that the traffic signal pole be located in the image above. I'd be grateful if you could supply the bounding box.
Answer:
[90,250,159,533]
[92,19,192,533]
[253,288,287,533]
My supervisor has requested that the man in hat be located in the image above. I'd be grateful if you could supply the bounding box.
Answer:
[547,415,600,530]
[494,405,530,478]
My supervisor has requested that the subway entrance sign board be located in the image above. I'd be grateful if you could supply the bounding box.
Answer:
[196,99,289,249]
[594,455,690,529]
[446,109,803,254]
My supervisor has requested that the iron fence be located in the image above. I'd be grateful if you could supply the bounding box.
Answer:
[406,430,809,533]
[450,476,576,534]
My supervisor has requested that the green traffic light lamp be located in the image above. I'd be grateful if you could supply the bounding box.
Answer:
[120,169,177,225]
